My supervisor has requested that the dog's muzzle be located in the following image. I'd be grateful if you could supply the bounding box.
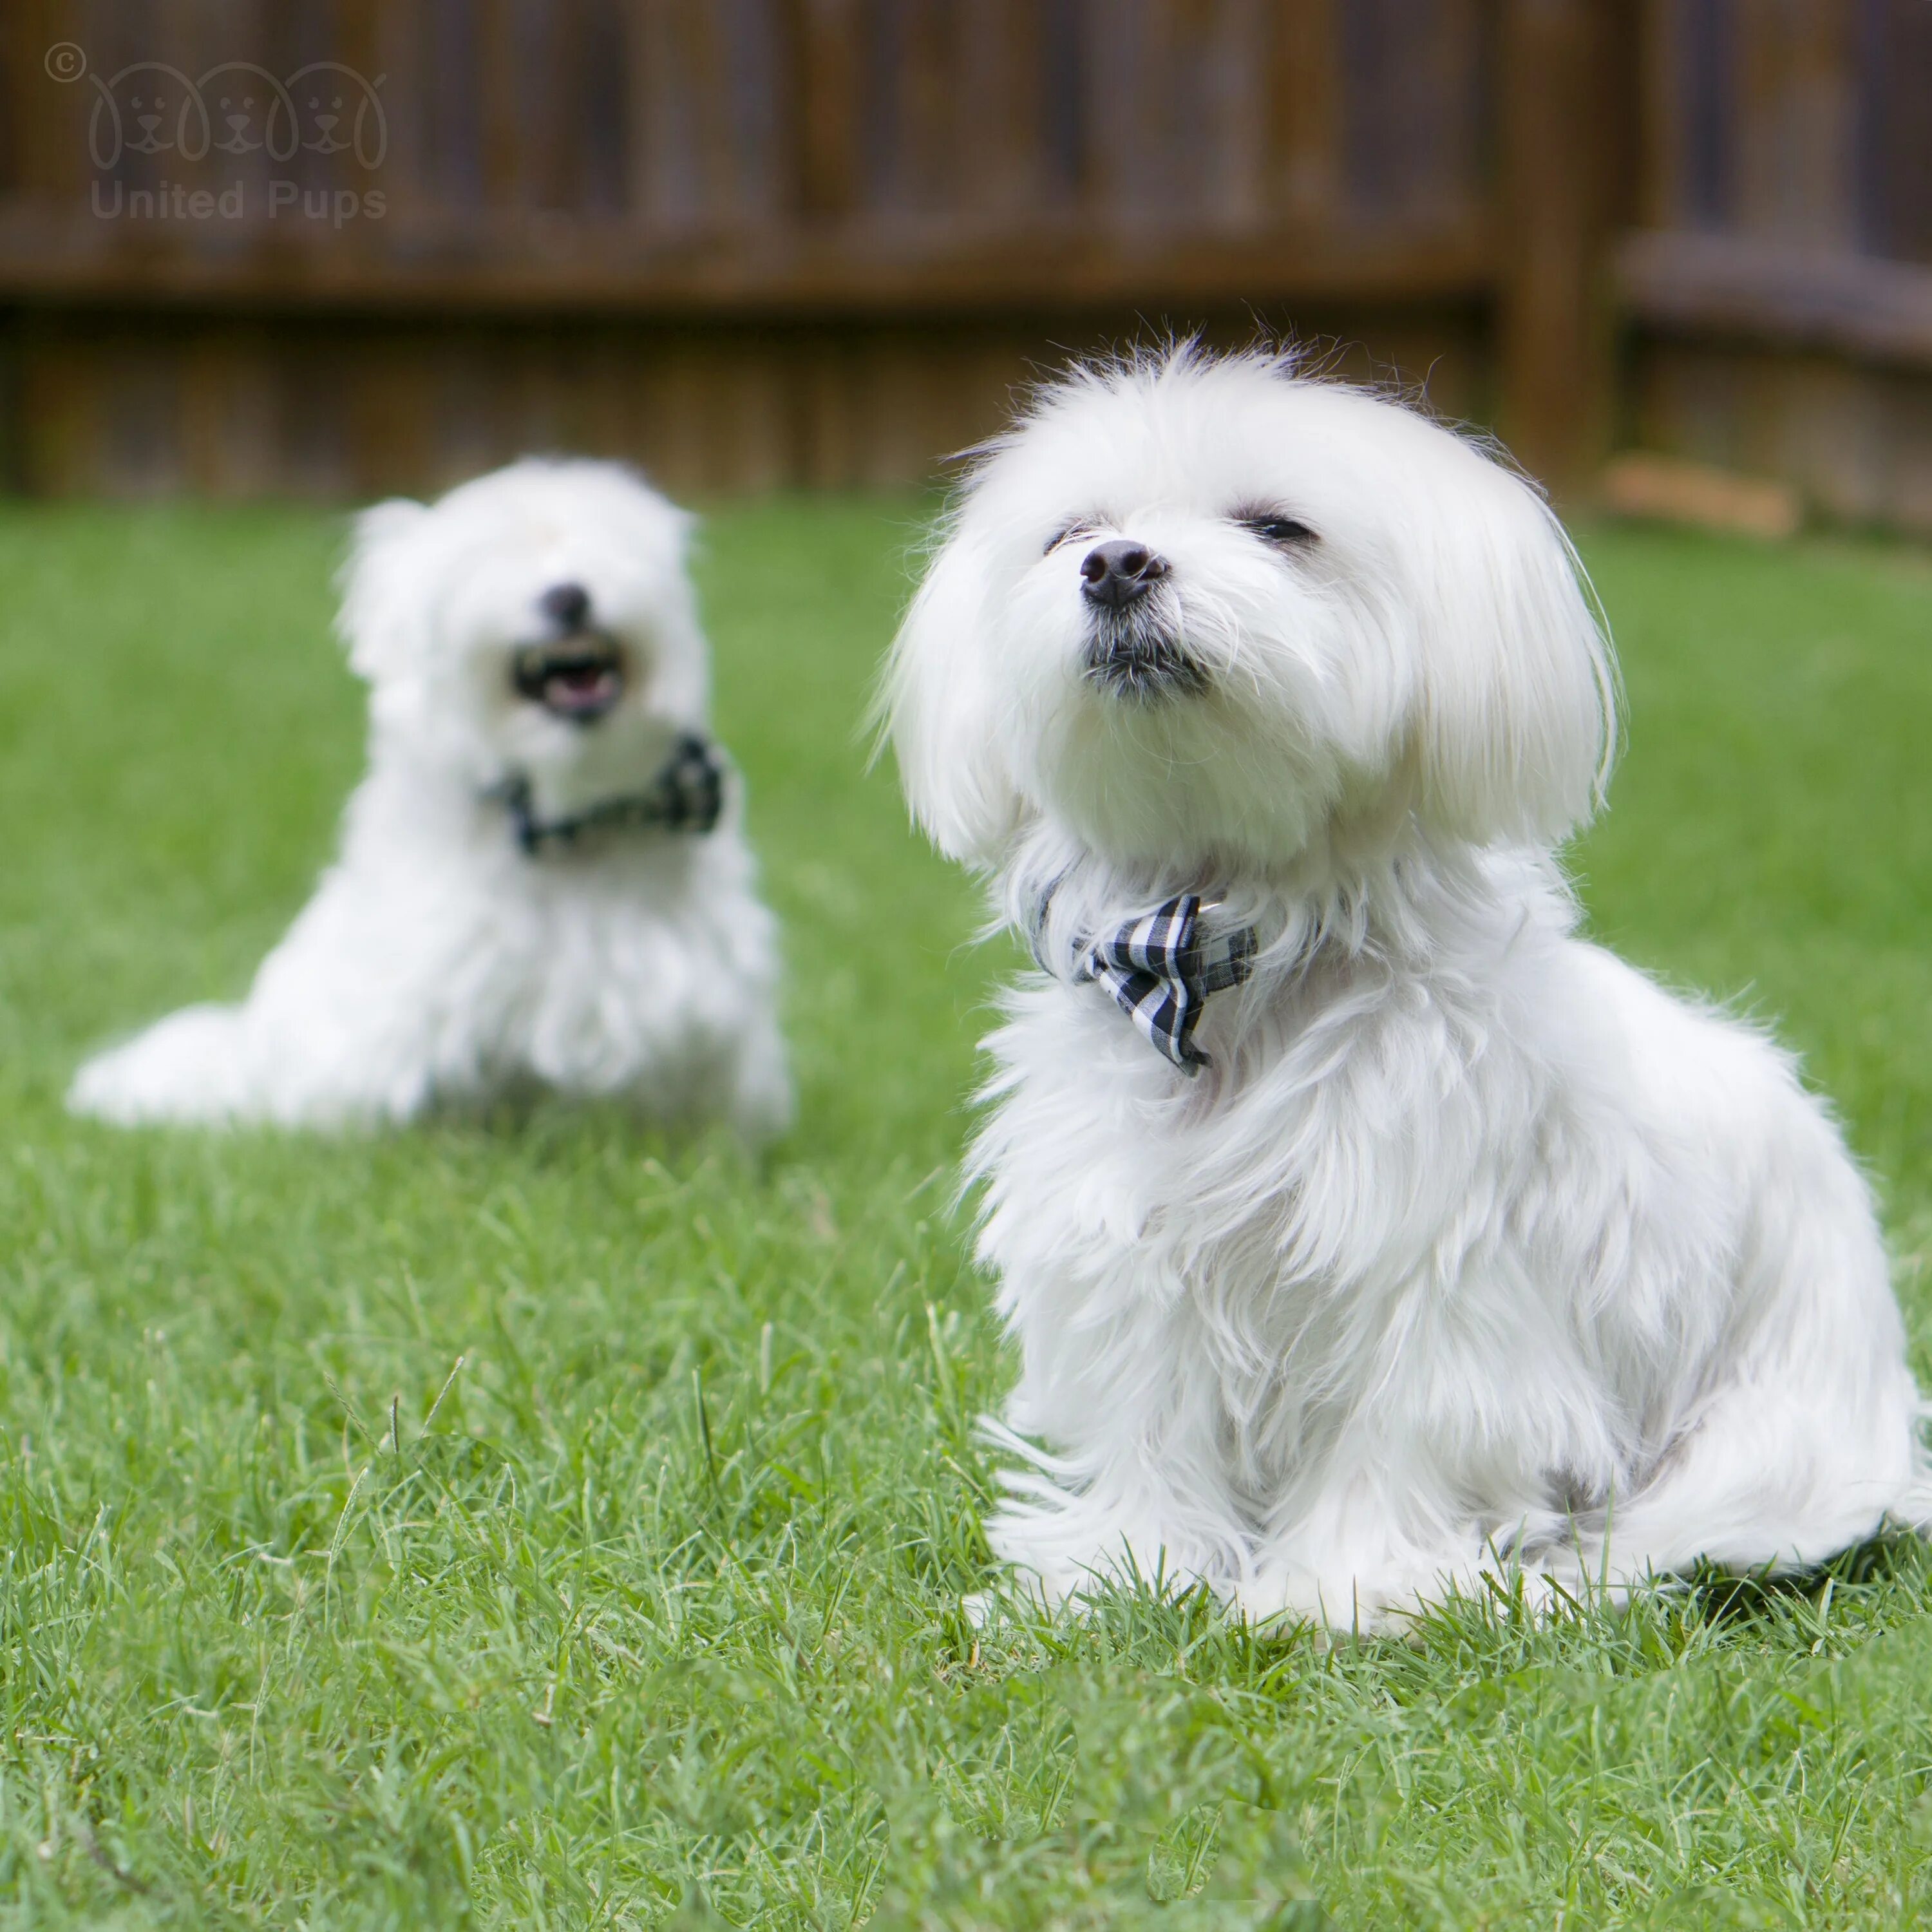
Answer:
[511,580,627,725]
[1083,608,1208,701]
[512,636,625,724]
[1078,540,1206,699]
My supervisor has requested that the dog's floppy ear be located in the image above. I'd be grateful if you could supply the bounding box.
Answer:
[879,527,1024,866]
[1415,461,1616,846]
[337,497,431,683]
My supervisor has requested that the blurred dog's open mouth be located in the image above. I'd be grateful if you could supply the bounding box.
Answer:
[512,639,626,724]
[1083,611,1209,702]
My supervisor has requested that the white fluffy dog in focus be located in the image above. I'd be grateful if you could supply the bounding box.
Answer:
[71,459,791,1139]
[884,347,1929,1631]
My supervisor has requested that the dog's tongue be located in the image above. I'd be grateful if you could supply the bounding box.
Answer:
[547,664,617,712]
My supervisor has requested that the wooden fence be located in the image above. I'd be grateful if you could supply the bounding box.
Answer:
[1,1,1927,531]
[1619,0,1932,531]
[0,0,1619,500]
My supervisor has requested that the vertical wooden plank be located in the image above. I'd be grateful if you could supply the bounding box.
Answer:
[686,0,744,232]
[215,328,283,500]
[638,0,697,232]
[19,316,101,495]
[791,0,864,222]
[769,328,814,488]
[1732,0,1855,247]
[364,0,420,225]
[1730,0,1781,240]
[862,0,902,218]
[1274,0,1340,227]
[1857,0,1932,261]
[1077,0,1142,238]
[648,336,731,495]
[1779,0,1855,249]
[1036,0,1084,207]
[956,0,1039,223]
[860,329,944,484]
[709,0,788,229]
[896,0,957,218]
[1435,0,1486,223]
[507,0,563,213]
[641,3,688,234]
[0,313,21,495]
[1334,0,1486,227]
[1885,374,1932,535]
[180,327,232,495]
[1496,0,1626,499]
[1209,0,1268,230]
[280,330,355,498]
[1136,0,1213,228]
[421,0,485,216]
[557,327,623,462]
[325,0,391,272]
[1605,0,1644,240]
[569,0,627,216]
[1636,0,1684,230]
[475,0,524,217]
[1678,0,1735,230]
[103,332,187,500]
[712,332,793,490]
[631,0,679,230]
[1633,337,1746,471]
[336,328,416,498]
[2,0,86,198]
[518,330,567,457]
[0,1,28,197]
[799,332,862,486]
[1139,0,1198,225]
[1769,353,1883,522]
[643,0,758,237]
[1852,0,1885,256]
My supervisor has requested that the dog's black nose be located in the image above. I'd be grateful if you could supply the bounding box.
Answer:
[1080,539,1169,609]
[538,581,592,631]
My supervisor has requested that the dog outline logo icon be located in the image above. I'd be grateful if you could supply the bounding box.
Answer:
[50,46,385,174]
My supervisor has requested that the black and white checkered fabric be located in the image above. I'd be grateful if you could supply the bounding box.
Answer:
[1072,893,1257,1072]
[494,732,726,856]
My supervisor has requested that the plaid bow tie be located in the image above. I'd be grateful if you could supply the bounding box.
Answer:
[1073,894,1257,1072]
[493,732,726,856]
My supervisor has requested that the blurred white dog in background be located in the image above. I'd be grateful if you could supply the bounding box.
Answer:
[886,346,1928,1631]
[72,459,791,1139]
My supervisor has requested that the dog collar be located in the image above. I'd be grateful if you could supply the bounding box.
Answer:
[489,732,726,857]
[1033,891,1257,1072]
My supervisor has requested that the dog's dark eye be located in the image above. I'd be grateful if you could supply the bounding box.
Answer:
[1045,520,1099,556]
[1238,513,1318,549]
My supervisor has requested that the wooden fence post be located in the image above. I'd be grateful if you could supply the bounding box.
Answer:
[1497,0,1627,504]
[793,0,864,223]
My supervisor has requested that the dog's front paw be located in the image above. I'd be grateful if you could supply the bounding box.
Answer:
[68,1004,252,1125]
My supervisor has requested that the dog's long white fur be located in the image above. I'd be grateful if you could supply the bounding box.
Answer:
[885,348,1929,1630]
[71,459,790,1138]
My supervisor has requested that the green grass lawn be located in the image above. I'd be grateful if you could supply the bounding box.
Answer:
[0,497,1929,1929]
